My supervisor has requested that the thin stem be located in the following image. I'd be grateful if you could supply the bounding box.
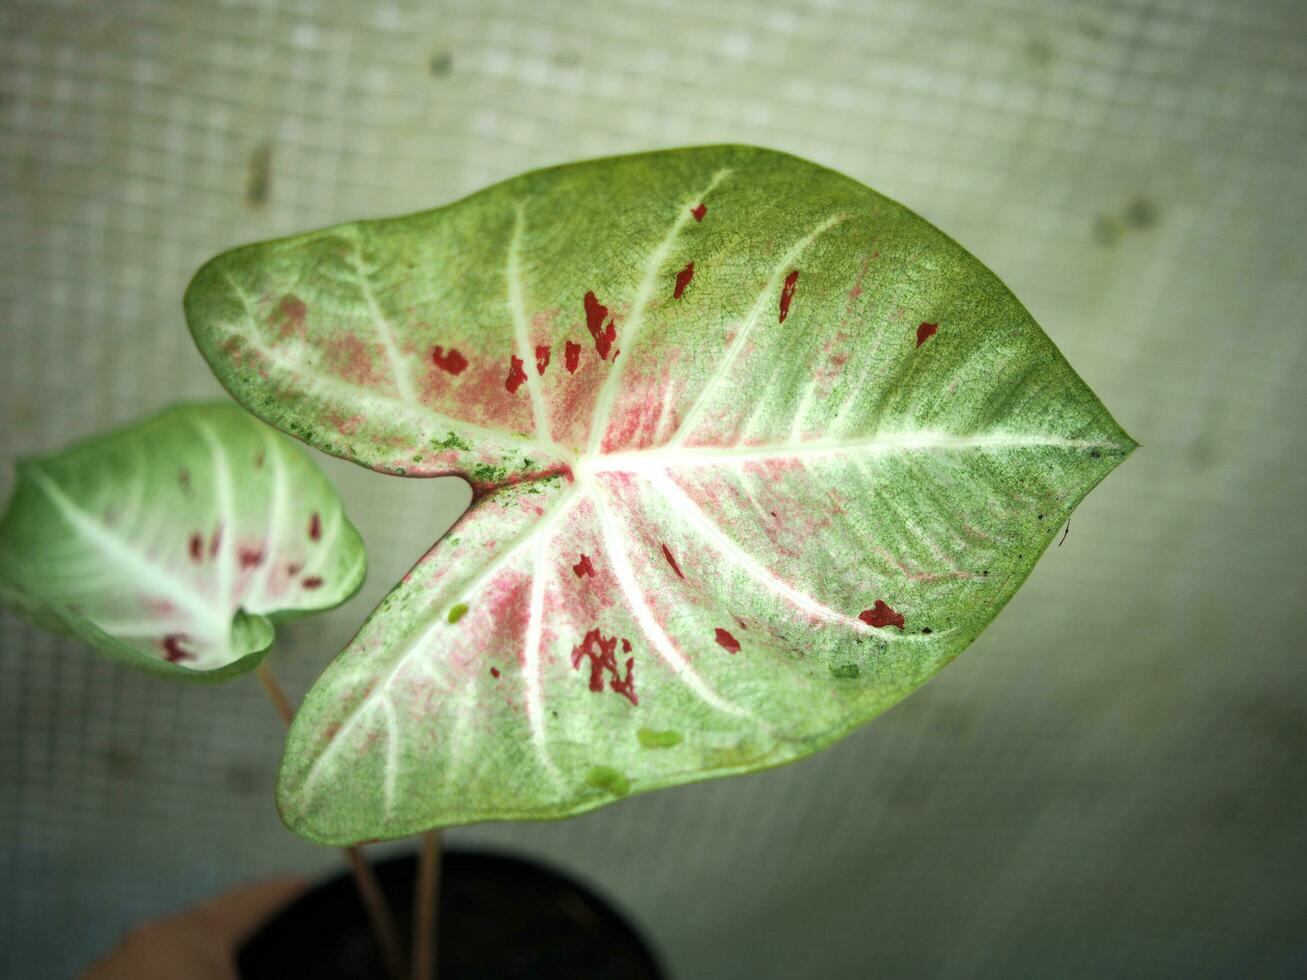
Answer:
[255,662,295,724]
[412,830,441,980]
[346,845,407,980]
[254,663,406,980]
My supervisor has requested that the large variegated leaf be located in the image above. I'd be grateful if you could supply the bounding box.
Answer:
[0,403,365,680]
[184,146,1134,842]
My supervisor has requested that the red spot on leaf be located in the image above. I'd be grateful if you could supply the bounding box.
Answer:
[572,632,611,691]
[916,322,938,347]
[611,657,637,705]
[564,340,581,373]
[490,666,501,679]
[779,270,800,323]
[238,546,264,569]
[595,323,616,359]
[673,261,695,300]
[208,525,222,558]
[178,468,192,496]
[302,576,324,589]
[622,638,632,653]
[661,543,685,579]
[715,628,741,654]
[573,554,596,578]
[188,533,203,563]
[309,512,321,542]
[535,344,551,375]
[571,627,638,706]
[584,291,617,360]
[505,355,528,393]
[431,345,468,375]
[287,562,303,576]
[860,600,905,630]
[691,202,707,222]
[584,291,608,336]
[162,633,194,664]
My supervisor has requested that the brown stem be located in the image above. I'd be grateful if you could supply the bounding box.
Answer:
[255,662,295,725]
[413,830,441,980]
[346,845,407,980]
[255,663,406,980]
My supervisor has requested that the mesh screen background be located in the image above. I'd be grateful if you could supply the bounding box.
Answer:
[2,0,1305,977]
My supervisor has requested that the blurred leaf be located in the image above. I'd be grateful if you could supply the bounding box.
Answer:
[0,403,365,681]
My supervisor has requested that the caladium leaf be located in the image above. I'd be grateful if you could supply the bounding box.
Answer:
[0,403,365,681]
[185,145,1134,842]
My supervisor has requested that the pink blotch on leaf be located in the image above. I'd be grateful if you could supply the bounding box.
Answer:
[691,202,707,222]
[325,333,381,386]
[271,295,309,342]
[859,600,905,630]
[505,355,528,393]
[328,411,364,437]
[564,340,582,373]
[141,596,175,617]
[432,345,469,375]
[238,546,264,569]
[916,322,938,348]
[309,512,322,542]
[779,270,800,323]
[535,344,551,375]
[274,295,307,338]
[661,543,685,579]
[673,261,695,300]
[208,525,223,558]
[572,554,596,578]
[715,628,741,654]
[189,533,203,563]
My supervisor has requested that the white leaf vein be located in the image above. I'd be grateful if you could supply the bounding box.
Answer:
[523,525,561,780]
[341,226,419,403]
[24,467,223,629]
[643,470,942,643]
[668,211,848,448]
[591,488,745,716]
[215,275,549,456]
[586,168,732,456]
[508,204,555,448]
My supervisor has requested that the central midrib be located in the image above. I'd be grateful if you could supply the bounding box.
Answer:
[487,428,1122,494]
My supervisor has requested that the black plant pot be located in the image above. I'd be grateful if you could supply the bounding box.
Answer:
[238,849,665,980]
